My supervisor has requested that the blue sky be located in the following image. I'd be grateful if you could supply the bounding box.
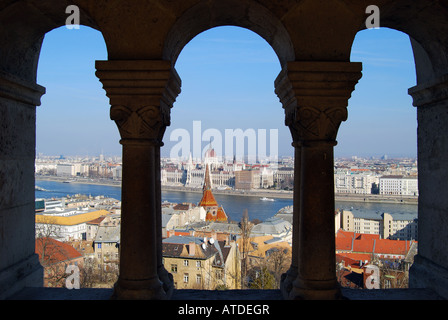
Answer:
[36,25,417,159]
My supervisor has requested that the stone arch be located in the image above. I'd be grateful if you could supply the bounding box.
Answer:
[377,0,448,84]
[162,0,295,67]
[0,0,102,82]
[373,0,448,297]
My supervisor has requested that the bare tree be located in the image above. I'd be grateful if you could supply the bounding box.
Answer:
[265,247,291,288]
[239,209,253,289]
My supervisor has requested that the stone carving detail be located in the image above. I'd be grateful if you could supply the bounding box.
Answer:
[275,61,362,144]
[286,105,348,142]
[96,60,181,144]
[110,104,169,142]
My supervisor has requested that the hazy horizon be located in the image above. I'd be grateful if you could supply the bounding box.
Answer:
[36,26,417,159]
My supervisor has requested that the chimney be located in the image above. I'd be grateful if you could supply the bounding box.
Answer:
[189,242,196,256]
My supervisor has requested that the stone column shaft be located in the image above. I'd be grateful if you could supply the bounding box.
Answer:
[96,60,181,299]
[408,75,448,298]
[280,143,300,298]
[0,71,46,299]
[293,140,338,299]
[275,61,362,299]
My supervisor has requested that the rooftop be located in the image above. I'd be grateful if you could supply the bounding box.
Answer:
[36,209,109,226]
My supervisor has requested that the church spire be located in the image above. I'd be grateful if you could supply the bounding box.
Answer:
[203,163,212,191]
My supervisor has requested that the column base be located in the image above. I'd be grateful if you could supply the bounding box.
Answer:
[111,277,167,300]
[158,266,174,299]
[280,266,297,299]
[0,253,43,299]
[289,277,343,300]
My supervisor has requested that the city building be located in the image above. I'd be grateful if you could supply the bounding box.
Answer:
[235,169,261,190]
[35,237,84,287]
[86,213,121,241]
[335,229,418,272]
[162,235,241,290]
[379,175,419,196]
[35,209,109,242]
[161,204,207,237]
[56,163,89,177]
[335,210,418,241]
[94,224,120,272]
[334,170,379,194]
[198,164,228,222]
[251,217,293,246]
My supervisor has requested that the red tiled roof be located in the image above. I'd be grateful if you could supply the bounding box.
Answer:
[336,229,416,256]
[199,189,218,207]
[86,216,106,225]
[35,237,82,265]
[336,253,372,268]
[216,207,228,221]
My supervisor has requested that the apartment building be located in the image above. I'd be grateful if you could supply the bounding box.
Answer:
[162,235,241,290]
[334,170,379,194]
[94,224,120,272]
[336,210,418,241]
[235,169,261,190]
[379,175,419,196]
[35,209,109,241]
[56,163,89,177]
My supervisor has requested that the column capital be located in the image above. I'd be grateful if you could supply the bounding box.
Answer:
[0,71,46,107]
[275,61,362,145]
[408,74,448,108]
[95,60,181,143]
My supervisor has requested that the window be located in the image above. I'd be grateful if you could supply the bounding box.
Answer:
[196,274,201,284]
[184,273,189,283]
[171,264,178,273]
[196,261,201,268]
[184,260,189,266]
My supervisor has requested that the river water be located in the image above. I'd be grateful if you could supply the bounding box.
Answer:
[35,179,418,222]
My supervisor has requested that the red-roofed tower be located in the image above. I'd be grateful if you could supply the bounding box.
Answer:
[199,164,227,222]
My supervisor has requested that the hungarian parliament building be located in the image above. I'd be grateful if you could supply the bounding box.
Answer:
[161,144,293,191]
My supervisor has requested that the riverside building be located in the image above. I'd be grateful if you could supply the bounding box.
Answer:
[336,210,418,241]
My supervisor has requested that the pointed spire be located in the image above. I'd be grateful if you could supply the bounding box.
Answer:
[203,163,212,191]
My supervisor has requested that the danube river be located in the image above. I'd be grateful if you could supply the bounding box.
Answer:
[35,179,418,222]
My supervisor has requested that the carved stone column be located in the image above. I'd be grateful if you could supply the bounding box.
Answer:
[0,71,45,299]
[408,75,448,298]
[279,142,300,299]
[96,60,181,299]
[275,61,362,299]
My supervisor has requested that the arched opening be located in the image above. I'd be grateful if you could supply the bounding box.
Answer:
[335,27,418,289]
[34,25,121,288]
[36,26,114,156]
[162,0,295,67]
[162,26,292,290]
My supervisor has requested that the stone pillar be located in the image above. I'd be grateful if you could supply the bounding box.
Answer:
[0,71,45,299]
[275,61,362,299]
[408,75,448,299]
[96,60,181,300]
[279,143,300,298]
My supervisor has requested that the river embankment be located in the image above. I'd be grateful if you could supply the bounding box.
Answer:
[35,175,418,205]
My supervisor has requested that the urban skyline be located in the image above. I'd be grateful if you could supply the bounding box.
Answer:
[36,26,417,159]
